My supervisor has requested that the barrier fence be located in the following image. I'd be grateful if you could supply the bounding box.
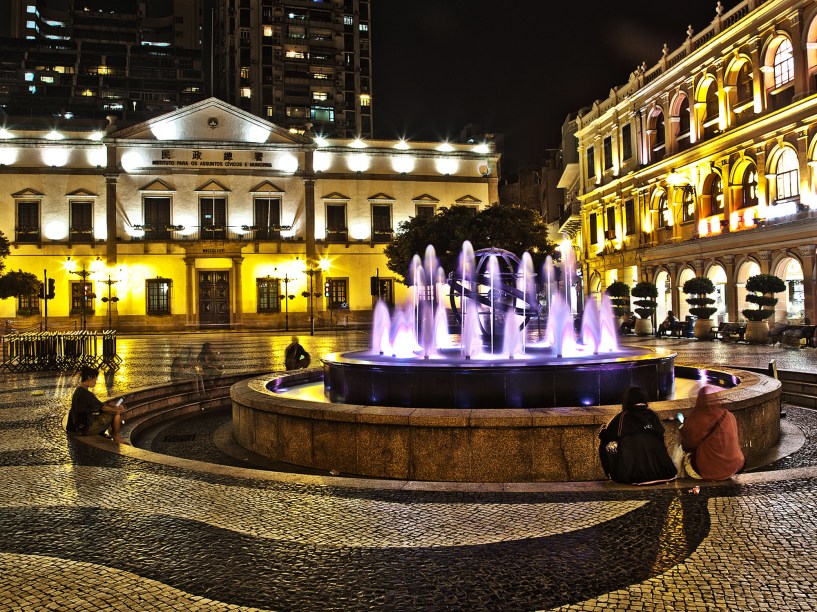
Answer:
[0,330,120,372]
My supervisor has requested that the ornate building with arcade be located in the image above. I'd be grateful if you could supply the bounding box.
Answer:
[569,0,817,325]
[0,97,499,331]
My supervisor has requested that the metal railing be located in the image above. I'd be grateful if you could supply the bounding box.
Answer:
[0,330,120,372]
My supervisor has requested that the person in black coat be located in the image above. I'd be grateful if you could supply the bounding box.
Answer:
[598,386,677,485]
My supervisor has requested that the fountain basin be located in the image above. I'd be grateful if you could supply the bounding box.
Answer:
[230,365,781,482]
[322,348,676,409]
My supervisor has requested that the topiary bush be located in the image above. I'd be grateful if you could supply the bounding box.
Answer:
[631,281,658,320]
[605,281,631,317]
[683,276,717,319]
[741,274,786,321]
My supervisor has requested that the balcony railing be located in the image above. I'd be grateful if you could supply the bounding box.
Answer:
[15,227,41,243]
[129,224,295,242]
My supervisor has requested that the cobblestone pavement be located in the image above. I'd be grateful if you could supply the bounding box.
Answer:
[1,331,817,611]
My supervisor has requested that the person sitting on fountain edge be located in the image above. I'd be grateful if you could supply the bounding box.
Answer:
[657,311,677,337]
[598,386,677,485]
[284,336,311,371]
[66,365,127,444]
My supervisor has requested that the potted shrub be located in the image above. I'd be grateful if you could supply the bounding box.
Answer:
[683,276,718,339]
[631,281,658,335]
[605,280,631,319]
[742,273,786,343]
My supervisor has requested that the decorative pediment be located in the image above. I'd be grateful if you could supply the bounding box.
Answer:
[411,193,439,203]
[249,180,286,194]
[108,97,310,145]
[367,192,395,201]
[194,179,231,192]
[65,188,98,197]
[138,179,175,192]
[11,188,45,198]
[321,192,350,201]
[455,194,483,204]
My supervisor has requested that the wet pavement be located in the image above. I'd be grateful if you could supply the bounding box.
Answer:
[1,330,817,610]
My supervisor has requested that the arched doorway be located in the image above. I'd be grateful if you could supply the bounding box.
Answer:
[588,272,602,308]
[678,268,696,320]
[707,264,728,322]
[654,270,671,324]
[736,260,761,322]
[775,257,805,322]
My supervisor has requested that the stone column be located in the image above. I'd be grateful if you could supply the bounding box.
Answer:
[232,256,244,327]
[304,177,316,261]
[185,256,196,328]
[723,255,737,322]
[104,173,119,266]
[758,250,771,274]
[799,245,816,324]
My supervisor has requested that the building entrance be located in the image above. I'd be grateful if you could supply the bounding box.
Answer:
[198,271,230,328]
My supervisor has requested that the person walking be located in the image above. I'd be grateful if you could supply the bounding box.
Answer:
[66,365,127,444]
[598,386,677,485]
[679,385,745,480]
[284,336,311,371]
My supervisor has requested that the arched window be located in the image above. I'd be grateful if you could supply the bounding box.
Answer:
[710,175,724,216]
[682,185,696,223]
[742,165,758,208]
[775,148,799,203]
[703,84,719,139]
[774,39,794,89]
[677,97,691,151]
[736,62,753,105]
[651,111,665,162]
[657,192,669,228]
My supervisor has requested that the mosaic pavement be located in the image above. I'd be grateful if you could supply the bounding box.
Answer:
[1,331,816,611]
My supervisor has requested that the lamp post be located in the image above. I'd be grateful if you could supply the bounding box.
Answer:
[271,272,292,332]
[99,275,119,329]
[305,265,319,336]
[69,264,93,330]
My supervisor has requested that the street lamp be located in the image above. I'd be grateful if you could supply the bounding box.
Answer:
[304,264,319,336]
[99,274,119,329]
[270,272,293,332]
[68,263,93,330]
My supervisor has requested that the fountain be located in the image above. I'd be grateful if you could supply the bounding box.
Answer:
[231,242,782,482]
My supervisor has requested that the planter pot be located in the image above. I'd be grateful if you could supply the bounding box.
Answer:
[693,318,714,340]
[745,319,770,344]
[634,318,653,336]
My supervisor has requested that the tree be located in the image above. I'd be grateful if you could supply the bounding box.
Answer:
[631,281,658,321]
[384,204,555,284]
[605,281,630,317]
[0,270,42,312]
[742,274,786,321]
[683,276,718,319]
[0,230,9,275]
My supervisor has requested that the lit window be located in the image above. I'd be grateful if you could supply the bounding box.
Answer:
[28,85,37,93]
[310,106,334,122]
[24,73,34,82]
[312,91,328,101]
[265,106,274,118]
[359,23,368,32]
[27,5,36,13]
[344,15,353,25]
[146,279,172,316]
[775,148,799,202]
[742,166,758,209]
[81,89,95,97]
[360,94,371,107]
[257,278,281,313]
[97,66,110,75]
[681,186,696,223]
[773,39,794,89]
[313,72,329,80]
[240,87,251,98]
[657,193,669,228]
[263,25,273,37]
[710,175,724,216]
[240,67,250,79]
[26,20,36,29]
[285,50,306,59]
[40,76,53,83]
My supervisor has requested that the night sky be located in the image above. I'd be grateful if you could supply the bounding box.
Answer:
[371,1,740,170]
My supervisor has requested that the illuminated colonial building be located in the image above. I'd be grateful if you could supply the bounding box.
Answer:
[0,97,499,331]
[571,0,817,325]
[211,0,373,138]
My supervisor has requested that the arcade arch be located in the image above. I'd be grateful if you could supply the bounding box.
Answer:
[736,260,761,321]
[775,257,805,322]
[706,264,728,322]
[677,268,696,320]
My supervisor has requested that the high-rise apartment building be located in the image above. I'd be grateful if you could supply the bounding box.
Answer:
[0,0,207,120]
[210,0,372,138]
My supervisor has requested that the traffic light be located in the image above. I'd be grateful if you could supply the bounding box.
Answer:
[46,278,55,300]
[324,281,330,298]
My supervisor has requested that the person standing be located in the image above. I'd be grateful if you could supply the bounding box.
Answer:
[66,366,127,444]
[284,336,311,371]
[680,386,745,480]
[598,386,677,485]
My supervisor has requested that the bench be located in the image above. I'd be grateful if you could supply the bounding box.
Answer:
[711,322,746,342]
[779,324,817,348]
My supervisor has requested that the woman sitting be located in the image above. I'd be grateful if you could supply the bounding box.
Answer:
[679,386,745,480]
[656,311,677,336]
[598,386,677,485]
